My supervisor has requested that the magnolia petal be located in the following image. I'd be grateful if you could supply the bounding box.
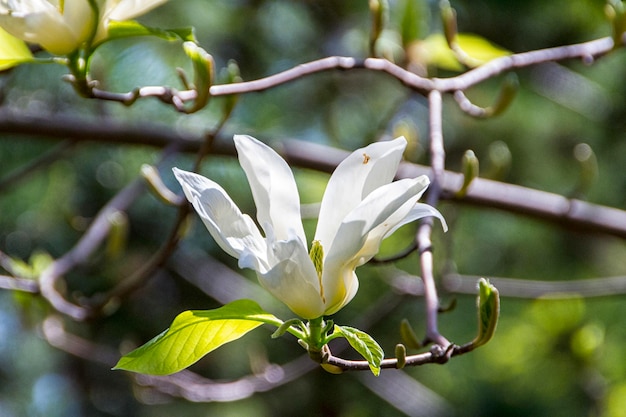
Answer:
[322,177,430,312]
[323,269,359,316]
[234,135,306,244]
[256,240,325,319]
[106,0,169,20]
[385,202,448,237]
[315,137,407,249]
[173,168,268,270]
[0,0,94,55]
[63,0,97,41]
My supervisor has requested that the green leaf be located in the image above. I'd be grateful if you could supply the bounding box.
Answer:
[114,299,282,375]
[0,27,33,70]
[334,325,384,376]
[472,278,500,348]
[105,21,197,44]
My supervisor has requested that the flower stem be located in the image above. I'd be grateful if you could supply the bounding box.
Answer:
[307,316,325,362]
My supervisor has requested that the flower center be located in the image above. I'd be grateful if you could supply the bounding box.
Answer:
[309,240,325,303]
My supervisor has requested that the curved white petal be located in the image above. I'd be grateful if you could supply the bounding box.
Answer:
[173,168,268,270]
[314,137,407,249]
[105,0,168,20]
[385,202,448,237]
[322,269,359,316]
[234,135,306,244]
[321,176,430,313]
[256,239,324,319]
[0,0,94,55]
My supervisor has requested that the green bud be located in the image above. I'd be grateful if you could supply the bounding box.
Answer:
[572,143,598,198]
[440,0,458,48]
[369,0,389,56]
[141,164,183,206]
[456,150,479,198]
[221,60,242,118]
[395,344,407,369]
[472,278,500,349]
[271,318,304,339]
[309,240,325,302]
[606,0,626,47]
[182,41,214,113]
[399,318,422,349]
[489,73,519,117]
[486,141,512,180]
[106,211,128,260]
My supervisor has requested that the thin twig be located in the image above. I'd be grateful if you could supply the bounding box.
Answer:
[208,37,616,97]
[0,140,76,192]
[283,140,626,239]
[416,90,449,348]
[39,179,147,320]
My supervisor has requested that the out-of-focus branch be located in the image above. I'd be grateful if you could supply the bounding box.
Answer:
[38,178,147,321]
[0,274,39,293]
[0,140,76,192]
[41,314,317,402]
[417,90,449,348]
[283,140,626,239]
[1,117,624,238]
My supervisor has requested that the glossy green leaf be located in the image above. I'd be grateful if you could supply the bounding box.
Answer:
[334,325,384,376]
[114,299,282,375]
[105,21,197,44]
[0,27,33,70]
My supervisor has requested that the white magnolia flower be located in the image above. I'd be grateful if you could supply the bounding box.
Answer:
[174,135,447,319]
[0,0,166,55]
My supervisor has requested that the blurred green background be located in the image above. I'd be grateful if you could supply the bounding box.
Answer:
[1,0,626,416]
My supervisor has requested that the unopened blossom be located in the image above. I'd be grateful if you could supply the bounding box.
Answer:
[0,0,166,55]
[174,135,446,319]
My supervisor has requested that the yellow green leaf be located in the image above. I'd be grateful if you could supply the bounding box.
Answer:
[0,27,33,70]
[113,300,282,375]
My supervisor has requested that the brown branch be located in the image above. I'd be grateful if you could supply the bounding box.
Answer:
[283,140,626,239]
[1,116,624,238]
[51,36,619,108]
[0,139,76,192]
[0,274,39,293]
[39,178,147,321]
[417,90,449,348]
[208,37,616,97]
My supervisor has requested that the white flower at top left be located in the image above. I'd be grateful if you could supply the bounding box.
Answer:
[0,0,167,55]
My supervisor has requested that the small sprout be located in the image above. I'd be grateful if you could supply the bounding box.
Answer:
[395,344,407,369]
[369,0,389,56]
[471,278,500,349]
[271,318,304,339]
[220,60,242,118]
[456,150,479,198]
[572,143,598,198]
[182,41,215,113]
[141,164,183,206]
[489,73,519,117]
[440,0,458,48]
[106,211,128,260]
[485,141,512,180]
[399,319,422,349]
[606,0,626,47]
[321,363,344,374]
